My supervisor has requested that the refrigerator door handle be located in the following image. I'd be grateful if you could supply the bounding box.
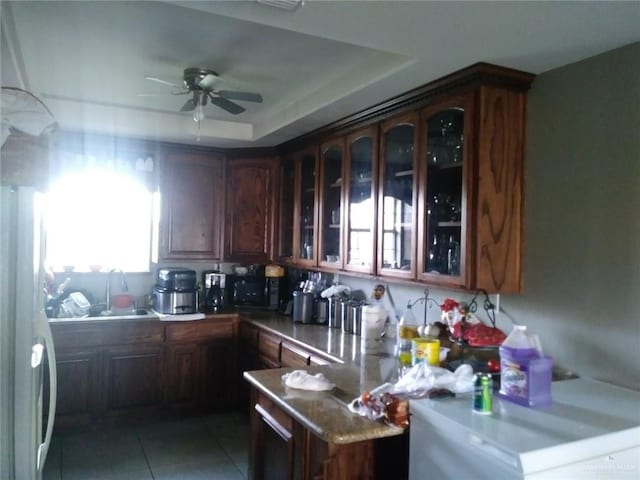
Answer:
[36,315,56,472]
[31,344,44,368]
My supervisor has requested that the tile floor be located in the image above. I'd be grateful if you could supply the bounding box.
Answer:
[43,410,249,480]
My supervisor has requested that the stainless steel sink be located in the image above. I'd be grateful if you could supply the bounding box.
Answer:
[89,308,156,320]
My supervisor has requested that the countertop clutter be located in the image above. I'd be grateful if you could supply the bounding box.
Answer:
[244,364,404,444]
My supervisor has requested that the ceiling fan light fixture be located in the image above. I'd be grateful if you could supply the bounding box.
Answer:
[256,0,303,11]
[193,104,205,123]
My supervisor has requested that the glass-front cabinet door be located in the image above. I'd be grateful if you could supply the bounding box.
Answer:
[295,147,318,266]
[344,126,377,274]
[277,155,296,263]
[377,113,418,279]
[417,96,471,286]
[318,139,344,269]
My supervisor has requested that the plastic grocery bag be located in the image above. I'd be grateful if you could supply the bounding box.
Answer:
[392,363,474,395]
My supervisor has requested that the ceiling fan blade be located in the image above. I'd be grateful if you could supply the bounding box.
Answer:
[198,73,219,90]
[144,76,183,89]
[208,93,245,115]
[180,98,197,112]
[217,90,263,103]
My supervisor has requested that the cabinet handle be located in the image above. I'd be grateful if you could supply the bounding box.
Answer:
[255,403,292,442]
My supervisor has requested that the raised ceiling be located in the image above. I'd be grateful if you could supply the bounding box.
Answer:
[2,0,639,148]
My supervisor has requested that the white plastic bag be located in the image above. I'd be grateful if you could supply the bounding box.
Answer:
[392,363,474,395]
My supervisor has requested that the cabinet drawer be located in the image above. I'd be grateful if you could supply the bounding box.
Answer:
[52,322,164,348]
[280,342,310,368]
[258,332,281,364]
[166,320,234,342]
[256,391,293,433]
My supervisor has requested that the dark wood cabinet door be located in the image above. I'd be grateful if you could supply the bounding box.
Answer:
[344,126,378,275]
[318,138,345,270]
[294,146,319,267]
[251,392,303,480]
[200,339,237,409]
[276,156,296,263]
[48,349,100,425]
[103,345,164,414]
[417,95,472,289]
[159,149,224,260]
[377,112,419,280]
[166,343,200,410]
[225,158,275,262]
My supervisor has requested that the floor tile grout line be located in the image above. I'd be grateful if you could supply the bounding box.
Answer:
[136,427,156,480]
[207,420,249,479]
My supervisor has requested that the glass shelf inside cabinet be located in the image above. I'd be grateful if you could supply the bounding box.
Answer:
[321,145,343,264]
[381,124,415,272]
[425,108,464,277]
[347,136,375,269]
[299,152,316,261]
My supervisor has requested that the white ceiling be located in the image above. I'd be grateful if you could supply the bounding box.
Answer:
[2,0,639,148]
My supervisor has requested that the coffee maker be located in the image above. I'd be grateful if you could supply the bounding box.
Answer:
[202,271,230,311]
[265,265,287,311]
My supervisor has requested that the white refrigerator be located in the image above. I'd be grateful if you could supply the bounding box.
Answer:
[0,185,57,480]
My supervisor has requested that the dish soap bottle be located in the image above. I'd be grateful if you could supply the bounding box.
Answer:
[396,305,418,367]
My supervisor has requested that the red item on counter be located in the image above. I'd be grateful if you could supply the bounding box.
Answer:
[452,322,506,346]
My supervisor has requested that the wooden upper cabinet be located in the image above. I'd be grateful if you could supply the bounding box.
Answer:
[472,85,526,293]
[270,63,531,292]
[344,126,378,275]
[293,146,320,268]
[416,86,527,293]
[318,138,345,270]
[276,155,296,263]
[377,112,419,280]
[417,95,472,289]
[225,158,275,263]
[159,149,224,260]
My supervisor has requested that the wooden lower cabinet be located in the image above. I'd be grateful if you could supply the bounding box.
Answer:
[103,344,165,416]
[166,343,201,410]
[48,349,100,428]
[200,339,237,409]
[249,388,408,480]
[50,317,238,429]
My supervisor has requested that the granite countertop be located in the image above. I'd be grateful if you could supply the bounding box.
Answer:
[240,310,407,445]
[239,310,398,365]
[244,363,405,444]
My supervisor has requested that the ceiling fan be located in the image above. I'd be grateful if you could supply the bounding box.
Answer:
[144,68,263,116]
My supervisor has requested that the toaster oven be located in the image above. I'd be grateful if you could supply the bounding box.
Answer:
[230,275,266,307]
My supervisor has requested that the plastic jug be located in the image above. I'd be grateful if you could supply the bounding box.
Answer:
[499,325,553,407]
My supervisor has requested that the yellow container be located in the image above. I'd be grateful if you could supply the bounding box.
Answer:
[412,338,441,366]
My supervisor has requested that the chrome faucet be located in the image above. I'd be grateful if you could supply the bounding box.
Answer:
[106,268,129,311]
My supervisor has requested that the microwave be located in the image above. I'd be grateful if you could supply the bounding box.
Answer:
[231,275,266,307]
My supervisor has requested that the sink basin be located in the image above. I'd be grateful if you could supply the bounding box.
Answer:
[98,308,151,317]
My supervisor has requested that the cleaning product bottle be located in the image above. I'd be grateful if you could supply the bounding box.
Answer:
[499,325,553,407]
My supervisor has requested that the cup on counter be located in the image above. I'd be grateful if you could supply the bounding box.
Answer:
[412,338,440,366]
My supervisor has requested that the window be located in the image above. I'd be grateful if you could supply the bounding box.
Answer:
[45,168,154,272]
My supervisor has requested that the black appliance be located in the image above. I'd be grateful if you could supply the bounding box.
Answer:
[230,274,265,307]
[202,271,231,311]
[265,276,287,311]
